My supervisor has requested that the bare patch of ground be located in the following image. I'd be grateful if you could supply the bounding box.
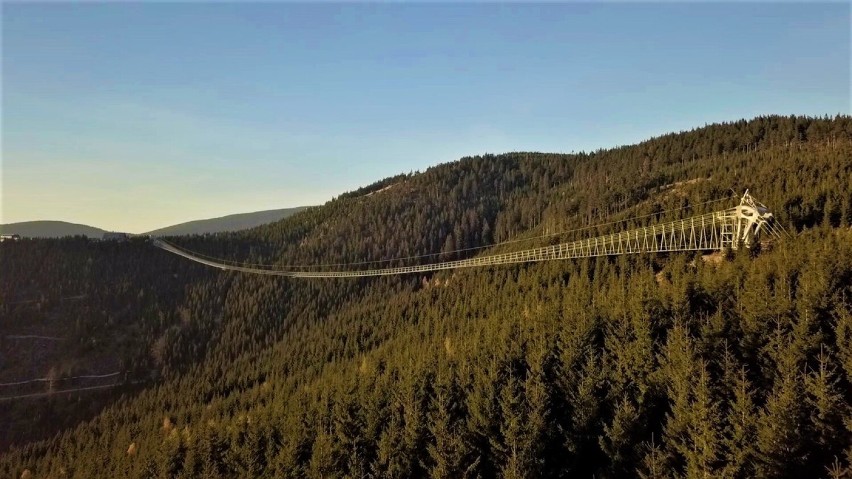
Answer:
[658,177,710,199]
[365,183,397,197]
[701,251,725,265]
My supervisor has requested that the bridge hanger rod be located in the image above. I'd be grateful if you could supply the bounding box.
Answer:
[158,194,736,270]
[153,193,776,279]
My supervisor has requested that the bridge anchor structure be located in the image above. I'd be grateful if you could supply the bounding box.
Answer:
[153,192,782,278]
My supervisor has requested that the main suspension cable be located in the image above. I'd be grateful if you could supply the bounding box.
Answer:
[158,193,736,271]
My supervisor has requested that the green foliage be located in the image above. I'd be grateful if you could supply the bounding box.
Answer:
[1,115,852,478]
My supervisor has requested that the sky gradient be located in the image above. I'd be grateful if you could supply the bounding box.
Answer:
[2,2,849,233]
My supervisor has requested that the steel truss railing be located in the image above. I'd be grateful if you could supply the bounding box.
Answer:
[154,195,777,278]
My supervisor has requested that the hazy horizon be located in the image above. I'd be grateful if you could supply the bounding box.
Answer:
[3,2,849,232]
[0,205,313,235]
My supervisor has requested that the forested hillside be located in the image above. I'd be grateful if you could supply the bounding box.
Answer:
[1,115,851,478]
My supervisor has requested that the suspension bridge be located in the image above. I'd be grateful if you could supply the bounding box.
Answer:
[153,192,782,278]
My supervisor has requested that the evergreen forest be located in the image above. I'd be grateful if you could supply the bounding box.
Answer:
[1,115,851,478]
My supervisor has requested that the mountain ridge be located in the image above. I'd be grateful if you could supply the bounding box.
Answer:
[2,115,851,477]
[0,206,311,239]
[0,220,108,239]
[144,206,310,236]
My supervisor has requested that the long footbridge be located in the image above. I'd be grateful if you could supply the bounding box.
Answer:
[153,192,782,278]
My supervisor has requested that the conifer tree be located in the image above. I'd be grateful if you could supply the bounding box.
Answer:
[465,353,499,478]
[755,372,807,477]
[660,322,696,473]
[637,435,671,479]
[683,362,721,479]
[308,426,337,479]
[496,374,526,479]
[599,395,642,475]
[720,368,758,479]
[804,347,847,472]
[425,368,474,479]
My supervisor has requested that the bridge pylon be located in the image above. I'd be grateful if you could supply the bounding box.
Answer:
[153,191,783,278]
[728,191,775,249]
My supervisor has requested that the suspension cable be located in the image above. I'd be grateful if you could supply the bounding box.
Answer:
[157,194,736,271]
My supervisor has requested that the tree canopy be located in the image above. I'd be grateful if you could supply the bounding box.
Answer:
[1,115,851,478]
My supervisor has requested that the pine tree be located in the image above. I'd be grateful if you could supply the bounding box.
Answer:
[720,368,758,479]
[660,322,696,474]
[157,428,186,479]
[599,395,642,475]
[401,369,428,477]
[804,347,847,472]
[200,426,227,479]
[522,336,550,477]
[332,395,367,479]
[139,458,158,479]
[564,352,604,475]
[374,403,406,478]
[464,354,499,478]
[683,362,721,479]
[496,374,526,479]
[308,426,337,479]
[835,307,852,381]
[425,369,474,479]
[244,424,267,477]
[755,372,807,477]
[637,435,671,479]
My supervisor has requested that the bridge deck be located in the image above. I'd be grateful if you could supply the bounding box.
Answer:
[154,205,765,278]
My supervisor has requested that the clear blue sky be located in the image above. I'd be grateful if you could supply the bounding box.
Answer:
[2,2,849,233]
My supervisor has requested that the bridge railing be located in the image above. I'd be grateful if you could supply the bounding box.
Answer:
[155,192,780,278]
[156,207,749,278]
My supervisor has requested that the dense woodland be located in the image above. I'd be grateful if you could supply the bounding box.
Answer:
[1,115,851,478]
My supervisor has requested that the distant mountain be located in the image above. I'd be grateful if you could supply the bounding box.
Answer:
[0,220,107,238]
[144,206,310,236]
[3,116,852,475]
